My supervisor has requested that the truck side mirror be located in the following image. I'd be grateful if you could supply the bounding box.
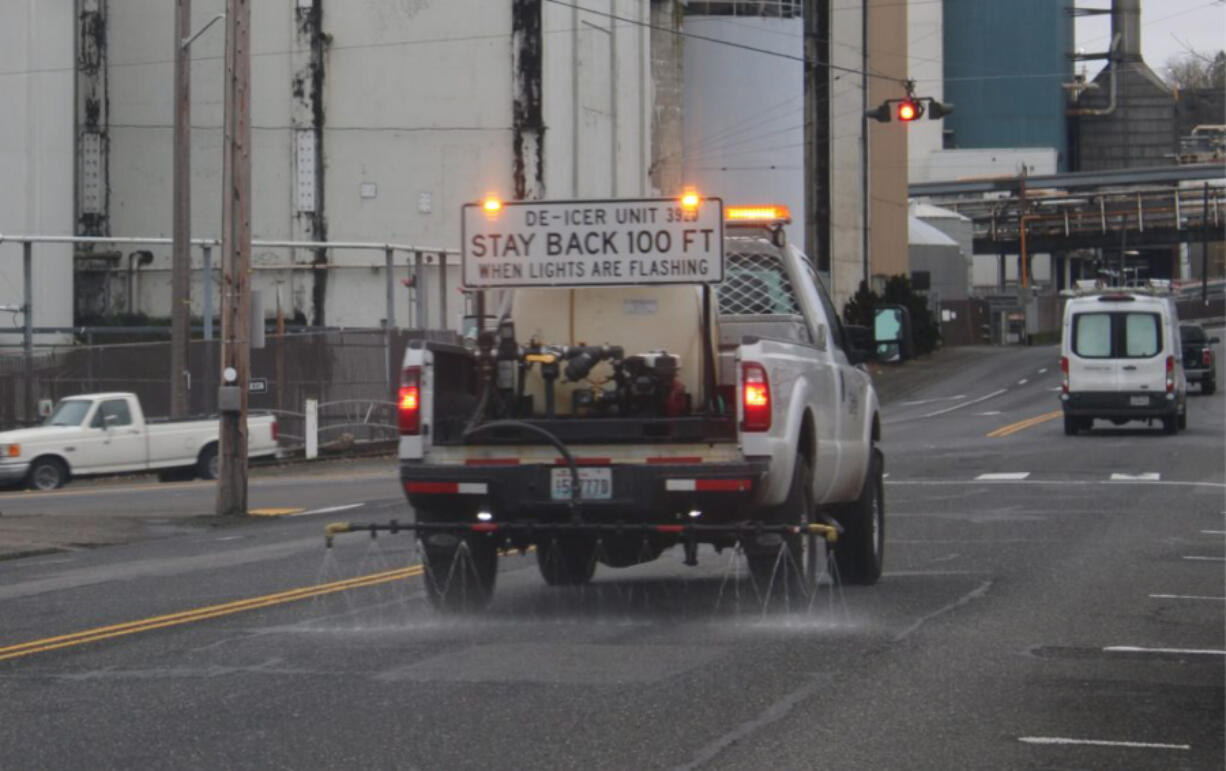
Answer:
[103,413,119,429]
[1210,336,1221,345]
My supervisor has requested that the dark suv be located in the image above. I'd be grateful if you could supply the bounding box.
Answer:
[1180,324,1219,395]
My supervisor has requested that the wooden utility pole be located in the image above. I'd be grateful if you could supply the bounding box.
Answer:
[217,0,251,517]
[171,0,192,418]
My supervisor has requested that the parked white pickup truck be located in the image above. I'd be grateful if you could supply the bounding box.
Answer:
[396,198,883,610]
[0,392,279,490]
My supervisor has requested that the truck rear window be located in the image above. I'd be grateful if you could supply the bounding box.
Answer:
[1073,312,1161,359]
[718,250,801,316]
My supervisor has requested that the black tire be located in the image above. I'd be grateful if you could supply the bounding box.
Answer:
[1063,414,1078,436]
[745,454,812,597]
[537,536,598,586]
[1177,408,1187,431]
[1162,414,1177,435]
[27,457,68,491]
[196,444,219,480]
[421,530,499,612]
[1204,379,1216,396]
[833,447,884,586]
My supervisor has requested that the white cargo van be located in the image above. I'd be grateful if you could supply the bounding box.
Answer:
[1060,290,1187,435]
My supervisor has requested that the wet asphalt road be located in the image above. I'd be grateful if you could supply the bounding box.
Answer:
[0,343,1221,769]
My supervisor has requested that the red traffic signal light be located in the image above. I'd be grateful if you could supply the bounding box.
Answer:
[896,99,922,122]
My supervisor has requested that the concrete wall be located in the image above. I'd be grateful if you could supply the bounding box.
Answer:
[906,0,945,183]
[91,0,653,331]
[867,0,909,291]
[682,16,805,245]
[0,1,75,340]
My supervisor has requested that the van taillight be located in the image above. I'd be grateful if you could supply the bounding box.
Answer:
[398,367,422,435]
[271,419,278,442]
[1204,348,1214,368]
[1165,356,1175,393]
[741,362,771,432]
[1060,356,1069,394]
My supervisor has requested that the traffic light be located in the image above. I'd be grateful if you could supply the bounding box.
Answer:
[866,95,952,124]
[896,99,922,122]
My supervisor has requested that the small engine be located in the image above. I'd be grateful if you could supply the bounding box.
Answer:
[620,351,689,418]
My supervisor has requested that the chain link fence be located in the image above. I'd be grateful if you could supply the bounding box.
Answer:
[0,329,459,446]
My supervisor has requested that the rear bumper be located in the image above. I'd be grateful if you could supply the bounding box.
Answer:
[1185,367,1214,384]
[400,459,770,522]
[1061,391,1177,418]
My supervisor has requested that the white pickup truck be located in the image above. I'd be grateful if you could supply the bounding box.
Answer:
[0,392,279,490]
[397,198,883,610]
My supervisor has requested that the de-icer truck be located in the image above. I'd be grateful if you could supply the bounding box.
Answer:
[385,196,883,610]
[0,392,279,490]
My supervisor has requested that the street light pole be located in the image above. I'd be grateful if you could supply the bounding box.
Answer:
[171,0,191,418]
[217,0,252,517]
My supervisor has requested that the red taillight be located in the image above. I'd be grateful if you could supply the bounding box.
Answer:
[398,366,421,435]
[1060,356,1069,394]
[741,362,771,432]
[271,419,278,442]
[1165,355,1175,393]
[1203,348,1214,368]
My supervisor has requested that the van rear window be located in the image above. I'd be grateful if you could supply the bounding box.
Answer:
[1073,311,1161,359]
[1073,313,1111,357]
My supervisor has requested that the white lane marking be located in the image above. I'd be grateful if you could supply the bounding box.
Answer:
[1149,594,1226,602]
[1202,530,1226,535]
[1183,555,1226,562]
[293,502,366,517]
[974,411,1002,416]
[1018,737,1189,751]
[1111,472,1160,481]
[1105,646,1226,656]
[882,473,889,479]
[920,389,1008,418]
[885,479,1226,489]
[1047,386,1062,392]
[1017,379,1028,385]
[901,394,967,407]
[216,536,243,542]
[975,472,1030,481]
[1037,368,1048,374]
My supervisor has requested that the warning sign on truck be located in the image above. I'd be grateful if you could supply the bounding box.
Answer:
[461,196,724,288]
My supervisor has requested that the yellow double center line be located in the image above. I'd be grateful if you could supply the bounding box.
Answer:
[0,564,423,663]
[987,410,1063,438]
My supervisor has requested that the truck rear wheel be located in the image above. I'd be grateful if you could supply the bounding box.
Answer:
[537,536,598,586]
[196,444,219,480]
[833,447,884,586]
[421,530,498,612]
[745,455,811,598]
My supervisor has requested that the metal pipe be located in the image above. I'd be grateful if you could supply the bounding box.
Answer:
[437,252,448,330]
[414,251,425,329]
[1069,34,1121,117]
[22,241,33,423]
[203,244,213,340]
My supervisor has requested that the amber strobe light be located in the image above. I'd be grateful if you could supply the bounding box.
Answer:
[399,367,422,434]
[482,196,502,214]
[741,362,771,431]
[725,205,792,225]
[680,190,701,210]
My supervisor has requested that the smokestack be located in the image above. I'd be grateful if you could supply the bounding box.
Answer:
[1112,0,1142,61]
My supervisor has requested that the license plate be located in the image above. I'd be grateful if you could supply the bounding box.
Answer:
[1130,395,1149,406]
[551,468,613,501]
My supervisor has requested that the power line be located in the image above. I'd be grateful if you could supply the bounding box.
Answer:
[542,0,908,86]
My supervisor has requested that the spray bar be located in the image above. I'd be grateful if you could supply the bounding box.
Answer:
[324,519,839,549]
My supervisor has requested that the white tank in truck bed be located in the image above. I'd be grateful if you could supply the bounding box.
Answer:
[510,285,716,415]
